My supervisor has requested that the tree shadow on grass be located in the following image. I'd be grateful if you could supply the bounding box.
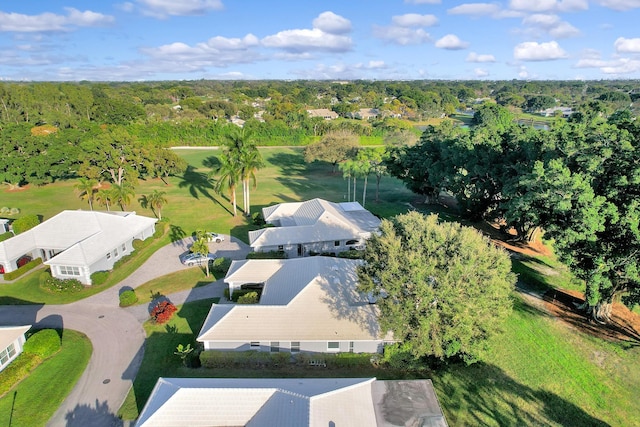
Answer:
[266,151,307,175]
[177,165,215,201]
[436,362,610,426]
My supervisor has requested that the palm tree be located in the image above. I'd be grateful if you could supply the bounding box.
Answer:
[111,181,136,211]
[95,188,113,211]
[211,152,241,216]
[74,177,98,210]
[190,238,211,276]
[239,147,264,216]
[140,190,168,220]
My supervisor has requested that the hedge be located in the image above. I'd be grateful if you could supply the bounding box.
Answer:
[90,270,110,286]
[0,353,41,398]
[0,231,12,242]
[119,289,138,307]
[23,329,61,359]
[2,258,43,281]
[200,350,290,369]
[39,271,83,293]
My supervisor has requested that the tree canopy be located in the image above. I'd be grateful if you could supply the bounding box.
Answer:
[358,212,516,363]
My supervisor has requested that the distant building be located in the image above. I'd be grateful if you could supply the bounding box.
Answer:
[306,108,339,120]
[541,107,573,117]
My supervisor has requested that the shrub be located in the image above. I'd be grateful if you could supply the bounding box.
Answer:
[132,239,145,250]
[0,231,12,242]
[23,329,61,358]
[119,289,138,307]
[237,291,259,304]
[200,350,290,369]
[91,270,110,286]
[3,258,43,281]
[230,288,262,302]
[112,254,133,270]
[252,212,266,226]
[246,250,287,259]
[150,301,177,324]
[12,214,40,234]
[211,257,232,275]
[0,353,41,398]
[337,249,365,259]
[39,271,83,293]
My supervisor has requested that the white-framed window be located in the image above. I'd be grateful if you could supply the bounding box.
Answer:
[106,252,111,260]
[291,341,300,353]
[327,341,340,351]
[334,240,340,246]
[277,245,284,251]
[59,266,80,276]
[270,341,280,353]
[0,348,8,366]
[122,244,126,252]
[250,341,260,349]
[114,248,118,257]
[349,341,354,353]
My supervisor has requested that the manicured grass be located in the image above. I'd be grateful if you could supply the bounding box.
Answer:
[118,298,218,420]
[0,330,92,427]
[131,268,217,305]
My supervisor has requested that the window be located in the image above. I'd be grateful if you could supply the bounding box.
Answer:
[0,348,8,365]
[270,341,280,353]
[277,245,284,251]
[59,266,80,276]
[349,341,354,353]
[114,248,118,257]
[327,341,340,351]
[250,342,260,349]
[346,239,359,246]
[106,252,111,260]
[291,341,300,353]
[7,343,15,358]
[122,244,126,252]
[334,240,340,246]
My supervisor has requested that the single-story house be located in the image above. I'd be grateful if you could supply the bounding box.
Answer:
[306,108,339,120]
[540,106,573,117]
[249,198,381,258]
[135,377,448,427]
[198,256,394,354]
[0,210,157,285]
[0,325,30,372]
[351,108,380,120]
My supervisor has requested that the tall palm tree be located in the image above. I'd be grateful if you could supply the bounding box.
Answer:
[239,146,264,216]
[111,181,136,211]
[74,177,98,210]
[211,152,241,216]
[190,237,211,276]
[140,190,168,220]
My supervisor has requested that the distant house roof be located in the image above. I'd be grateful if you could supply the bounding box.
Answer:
[198,257,389,342]
[0,325,30,350]
[135,377,448,427]
[249,198,381,248]
[306,108,339,120]
[0,210,157,267]
[355,108,379,120]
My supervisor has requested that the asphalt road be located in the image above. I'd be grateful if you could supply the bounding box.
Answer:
[0,235,250,427]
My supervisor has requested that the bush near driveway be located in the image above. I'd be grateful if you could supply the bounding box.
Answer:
[23,329,61,359]
[150,301,177,324]
[119,289,139,307]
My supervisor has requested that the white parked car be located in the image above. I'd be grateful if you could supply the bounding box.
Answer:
[205,232,225,243]
[181,252,216,266]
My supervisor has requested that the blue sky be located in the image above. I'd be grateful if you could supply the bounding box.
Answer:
[1,0,639,81]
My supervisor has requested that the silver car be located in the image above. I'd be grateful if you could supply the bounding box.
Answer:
[182,252,216,266]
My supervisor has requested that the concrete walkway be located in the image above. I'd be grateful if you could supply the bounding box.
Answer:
[0,235,250,427]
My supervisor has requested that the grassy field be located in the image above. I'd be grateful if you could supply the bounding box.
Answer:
[0,330,92,427]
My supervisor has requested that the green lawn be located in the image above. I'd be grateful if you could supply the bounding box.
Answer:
[131,267,218,305]
[0,330,92,427]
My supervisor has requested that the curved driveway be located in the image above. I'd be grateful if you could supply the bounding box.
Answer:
[0,235,250,427]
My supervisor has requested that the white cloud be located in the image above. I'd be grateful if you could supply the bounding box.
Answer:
[142,34,261,65]
[292,60,389,80]
[313,11,352,35]
[372,26,432,45]
[435,34,470,50]
[514,41,567,60]
[575,58,608,67]
[474,67,489,76]
[261,28,352,53]
[522,14,581,38]
[614,37,640,53]
[602,58,640,73]
[467,52,496,62]
[518,66,529,78]
[392,13,438,27]
[404,0,441,4]
[509,0,588,12]
[594,0,640,11]
[135,0,223,18]
[448,3,502,16]
[0,9,114,32]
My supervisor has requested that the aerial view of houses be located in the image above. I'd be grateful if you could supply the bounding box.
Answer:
[0,2,639,427]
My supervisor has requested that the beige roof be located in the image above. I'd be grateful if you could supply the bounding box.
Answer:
[306,108,338,119]
[249,199,380,248]
[0,325,30,349]
[198,257,389,342]
[136,378,448,427]
[0,210,156,267]
[135,377,377,427]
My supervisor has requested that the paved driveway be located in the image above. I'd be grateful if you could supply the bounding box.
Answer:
[0,234,251,427]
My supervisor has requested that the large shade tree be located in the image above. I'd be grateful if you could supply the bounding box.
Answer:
[303,129,359,173]
[358,212,515,363]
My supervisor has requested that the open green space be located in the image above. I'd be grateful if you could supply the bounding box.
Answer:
[131,268,218,305]
[0,330,92,427]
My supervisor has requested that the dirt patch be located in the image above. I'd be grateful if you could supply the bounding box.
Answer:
[541,288,640,344]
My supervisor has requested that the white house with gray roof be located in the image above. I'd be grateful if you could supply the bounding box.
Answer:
[0,210,157,285]
[0,325,30,373]
[135,377,448,427]
[197,257,394,354]
[249,198,381,258]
